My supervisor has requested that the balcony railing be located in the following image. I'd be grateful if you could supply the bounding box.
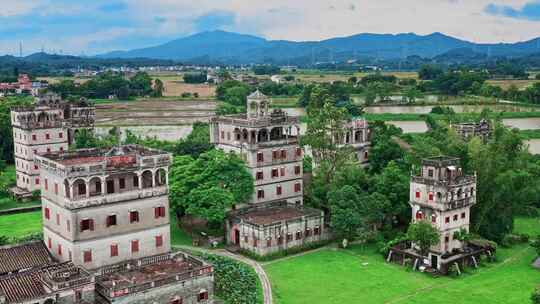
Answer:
[411,175,476,187]
[66,186,168,209]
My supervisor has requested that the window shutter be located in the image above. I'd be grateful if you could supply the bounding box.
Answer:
[89,219,94,231]
[160,207,166,217]
[155,207,160,219]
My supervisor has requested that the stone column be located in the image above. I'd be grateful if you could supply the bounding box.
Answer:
[101,178,106,196]
[152,171,156,188]
[69,183,74,200]
[164,169,169,186]
[85,181,90,198]
[138,173,143,190]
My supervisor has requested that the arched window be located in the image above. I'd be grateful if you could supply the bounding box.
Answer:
[415,211,423,220]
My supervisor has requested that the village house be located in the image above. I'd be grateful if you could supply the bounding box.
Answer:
[0,145,214,304]
[211,90,328,256]
[341,118,371,166]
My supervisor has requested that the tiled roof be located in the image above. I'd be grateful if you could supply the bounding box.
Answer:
[0,242,53,275]
[0,270,47,303]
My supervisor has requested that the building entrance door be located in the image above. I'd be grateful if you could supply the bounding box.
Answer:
[431,255,438,269]
[234,229,240,245]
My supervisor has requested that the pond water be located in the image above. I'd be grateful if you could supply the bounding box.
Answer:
[387,121,429,133]
[96,125,193,141]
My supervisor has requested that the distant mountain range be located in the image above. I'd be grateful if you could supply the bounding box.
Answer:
[98,30,540,65]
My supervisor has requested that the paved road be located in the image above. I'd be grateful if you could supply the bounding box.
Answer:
[174,246,273,304]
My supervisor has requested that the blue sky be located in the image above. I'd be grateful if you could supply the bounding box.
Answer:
[1,0,540,56]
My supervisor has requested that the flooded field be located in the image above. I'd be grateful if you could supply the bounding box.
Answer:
[95,100,217,126]
[364,104,539,114]
[525,139,540,154]
[502,118,540,130]
[387,121,429,133]
[96,125,193,141]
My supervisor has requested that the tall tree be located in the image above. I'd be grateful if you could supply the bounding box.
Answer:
[406,221,440,256]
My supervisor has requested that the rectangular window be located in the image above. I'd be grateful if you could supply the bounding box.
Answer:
[286,234,293,242]
[48,237,52,249]
[445,236,450,243]
[294,165,301,175]
[54,183,58,195]
[56,213,60,225]
[44,207,50,220]
[415,191,420,199]
[80,219,94,232]
[272,150,279,160]
[280,167,285,177]
[106,215,117,227]
[453,214,458,221]
[314,227,321,235]
[130,211,140,223]
[45,179,48,191]
[296,231,302,240]
[32,134,37,141]
[280,150,287,159]
[156,235,163,247]
[271,168,279,178]
[45,133,50,140]
[34,164,38,170]
[133,176,139,187]
[57,244,62,256]
[296,147,302,157]
[83,250,92,263]
[276,185,282,195]
[294,183,302,193]
[59,132,63,138]
[461,212,466,219]
[257,152,264,162]
[428,193,434,201]
[155,206,166,218]
[110,244,118,257]
[257,190,265,199]
[35,178,40,185]
[119,178,125,189]
[428,169,434,177]
[256,171,263,180]
[445,217,450,224]
[198,291,209,302]
[131,240,139,253]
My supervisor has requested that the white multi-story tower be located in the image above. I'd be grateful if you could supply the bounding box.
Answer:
[210,90,304,206]
[35,145,172,270]
[409,156,476,268]
[10,105,68,195]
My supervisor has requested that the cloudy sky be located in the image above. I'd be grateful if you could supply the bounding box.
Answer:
[1,0,540,56]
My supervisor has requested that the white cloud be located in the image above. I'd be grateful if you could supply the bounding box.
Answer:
[0,0,42,17]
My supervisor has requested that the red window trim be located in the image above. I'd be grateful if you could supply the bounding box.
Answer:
[110,244,119,257]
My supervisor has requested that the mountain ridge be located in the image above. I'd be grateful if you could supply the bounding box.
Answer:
[97,30,540,64]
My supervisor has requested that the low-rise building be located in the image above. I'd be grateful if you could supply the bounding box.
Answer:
[226,201,327,256]
[451,119,491,142]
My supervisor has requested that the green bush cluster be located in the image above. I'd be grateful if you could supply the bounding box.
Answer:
[0,232,43,246]
[239,240,333,262]
[199,254,261,304]
[532,287,540,304]
[501,233,530,247]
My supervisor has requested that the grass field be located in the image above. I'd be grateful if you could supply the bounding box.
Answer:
[0,211,42,238]
[486,79,538,90]
[265,217,540,304]
[170,214,194,246]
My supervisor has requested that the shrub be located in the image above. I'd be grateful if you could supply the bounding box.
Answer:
[532,287,540,304]
[378,234,408,257]
[501,233,529,247]
[198,254,261,304]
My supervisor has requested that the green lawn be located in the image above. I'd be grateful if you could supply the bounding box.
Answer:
[0,211,42,238]
[265,217,540,304]
[0,166,41,211]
